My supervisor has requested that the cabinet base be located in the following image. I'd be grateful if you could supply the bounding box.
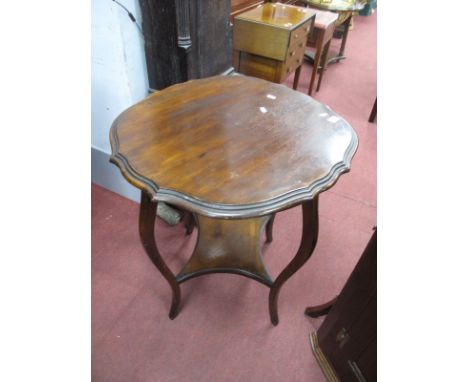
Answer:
[309,331,340,382]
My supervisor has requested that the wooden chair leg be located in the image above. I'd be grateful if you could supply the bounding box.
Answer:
[293,65,302,90]
[308,39,324,95]
[338,15,351,59]
[369,97,377,123]
[316,40,331,92]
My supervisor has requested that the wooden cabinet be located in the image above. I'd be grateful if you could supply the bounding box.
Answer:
[309,230,377,382]
[139,0,233,91]
[233,3,315,84]
[231,0,264,20]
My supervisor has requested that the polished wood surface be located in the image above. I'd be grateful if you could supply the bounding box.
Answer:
[177,214,273,286]
[110,75,357,218]
[269,197,319,325]
[302,0,365,12]
[235,2,315,29]
[139,192,181,319]
[111,75,357,325]
[233,3,315,86]
[230,0,264,21]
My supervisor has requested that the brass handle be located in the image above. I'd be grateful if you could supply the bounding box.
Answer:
[289,50,295,56]
[299,42,304,48]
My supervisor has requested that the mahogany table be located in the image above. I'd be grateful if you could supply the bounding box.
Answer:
[109,75,357,325]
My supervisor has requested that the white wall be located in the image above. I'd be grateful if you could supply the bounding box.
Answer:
[91,0,148,201]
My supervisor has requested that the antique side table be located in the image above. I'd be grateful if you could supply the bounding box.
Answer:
[233,3,316,89]
[109,75,357,325]
[300,0,366,65]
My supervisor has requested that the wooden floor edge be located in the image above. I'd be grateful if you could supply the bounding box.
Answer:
[309,332,341,382]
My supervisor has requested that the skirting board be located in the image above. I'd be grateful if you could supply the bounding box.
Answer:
[92,146,140,203]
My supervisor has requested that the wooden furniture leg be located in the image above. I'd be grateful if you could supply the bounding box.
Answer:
[293,65,302,90]
[269,196,320,325]
[184,212,195,235]
[308,36,324,95]
[316,39,331,92]
[266,213,276,243]
[139,191,182,319]
[369,97,377,123]
[304,296,338,318]
[338,15,351,60]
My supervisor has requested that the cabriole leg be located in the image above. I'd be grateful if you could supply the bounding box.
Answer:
[139,191,181,319]
[269,196,320,325]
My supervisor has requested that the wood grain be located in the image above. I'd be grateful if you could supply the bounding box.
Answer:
[233,3,314,84]
[110,75,357,218]
[176,214,273,286]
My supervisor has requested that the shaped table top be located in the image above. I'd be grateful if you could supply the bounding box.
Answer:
[110,75,357,218]
[302,0,366,12]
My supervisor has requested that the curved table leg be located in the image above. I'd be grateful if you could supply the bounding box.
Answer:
[265,213,276,243]
[269,196,320,325]
[184,211,195,235]
[139,191,182,319]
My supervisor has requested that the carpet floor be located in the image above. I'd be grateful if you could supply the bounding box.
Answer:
[92,11,376,382]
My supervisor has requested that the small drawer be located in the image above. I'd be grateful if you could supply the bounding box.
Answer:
[290,20,312,44]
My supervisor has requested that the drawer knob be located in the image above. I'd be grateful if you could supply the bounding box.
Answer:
[290,50,295,56]
[296,58,300,64]
[299,42,304,48]
[294,33,298,39]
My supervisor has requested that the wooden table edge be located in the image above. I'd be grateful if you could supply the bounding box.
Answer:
[109,123,358,218]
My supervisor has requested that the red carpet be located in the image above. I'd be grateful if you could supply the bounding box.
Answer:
[92,12,376,382]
